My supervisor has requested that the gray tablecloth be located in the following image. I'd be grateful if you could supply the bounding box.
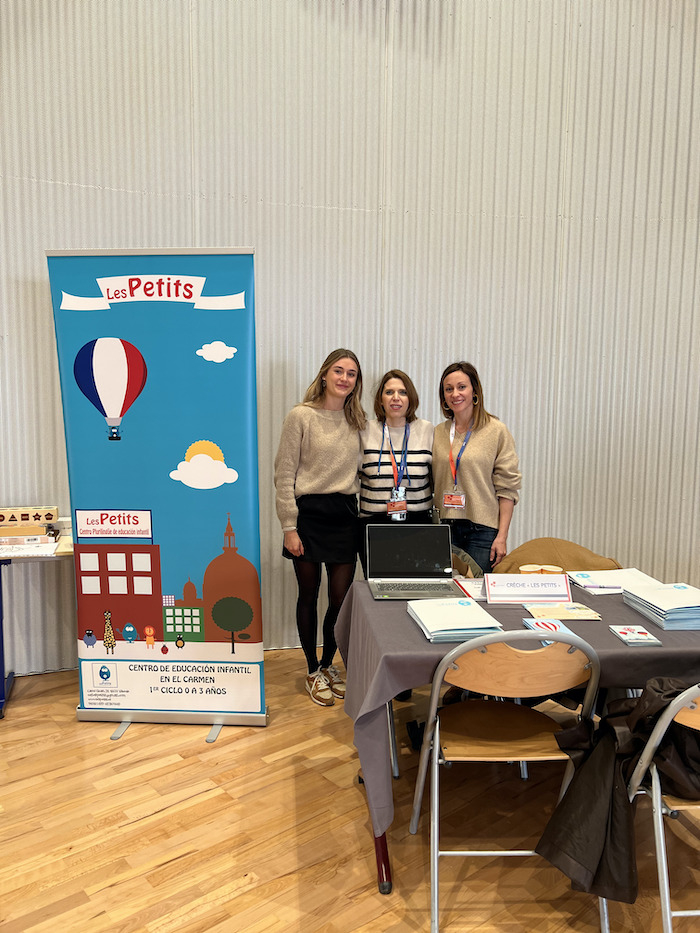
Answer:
[335,581,700,838]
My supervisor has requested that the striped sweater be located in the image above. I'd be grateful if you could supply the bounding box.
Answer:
[359,418,434,517]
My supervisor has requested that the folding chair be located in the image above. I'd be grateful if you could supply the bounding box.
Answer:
[385,547,483,782]
[408,629,600,933]
[599,683,700,933]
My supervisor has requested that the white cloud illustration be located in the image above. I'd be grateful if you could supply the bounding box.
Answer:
[196,341,237,363]
[169,454,239,489]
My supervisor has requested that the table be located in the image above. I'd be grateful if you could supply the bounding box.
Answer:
[0,540,74,717]
[335,581,700,892]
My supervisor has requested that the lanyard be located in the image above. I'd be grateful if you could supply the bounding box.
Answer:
[378,423,410,487]
[449,421,472,489]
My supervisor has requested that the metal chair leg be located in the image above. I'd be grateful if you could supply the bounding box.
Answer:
[387,700,400,779]
[650,763,674,933]
[430,717,441,932]
[410,718,437,834]
[598,896,610,932]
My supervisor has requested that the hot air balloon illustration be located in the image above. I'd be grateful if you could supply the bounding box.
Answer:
[73,337,147,440]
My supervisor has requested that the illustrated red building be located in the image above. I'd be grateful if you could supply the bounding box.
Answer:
[74,542,163,641]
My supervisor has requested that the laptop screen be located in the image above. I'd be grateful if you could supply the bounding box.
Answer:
[366,523,454,579]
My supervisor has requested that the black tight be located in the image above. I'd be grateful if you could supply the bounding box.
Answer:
[292,559,355,673]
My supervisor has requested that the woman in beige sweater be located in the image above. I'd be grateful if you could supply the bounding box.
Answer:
[274,349,366,706]
[432,361,521,573]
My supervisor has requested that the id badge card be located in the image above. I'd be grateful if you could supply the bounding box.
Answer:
[387,487,407,515]
[443,490,466,510]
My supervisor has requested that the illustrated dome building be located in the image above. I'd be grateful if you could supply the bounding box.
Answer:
[182,577,201,606]
[202,514,263,646]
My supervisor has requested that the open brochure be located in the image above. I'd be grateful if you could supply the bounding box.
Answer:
[407,597,502,643]
[523,602,601,621]
[567,568,660,595]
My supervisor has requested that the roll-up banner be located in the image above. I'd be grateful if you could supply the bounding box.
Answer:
[48,250,266,726]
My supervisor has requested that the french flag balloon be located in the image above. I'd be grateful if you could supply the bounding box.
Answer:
[73,337,147,440]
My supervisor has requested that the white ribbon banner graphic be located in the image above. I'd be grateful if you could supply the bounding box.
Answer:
[61,275,245,311]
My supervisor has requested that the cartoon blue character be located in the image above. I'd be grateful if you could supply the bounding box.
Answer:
[83,629,97,648]
[117,623,139,643]
[99,665,111,681]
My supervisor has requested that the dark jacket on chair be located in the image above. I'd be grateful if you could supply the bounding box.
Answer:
[535,677,700,903]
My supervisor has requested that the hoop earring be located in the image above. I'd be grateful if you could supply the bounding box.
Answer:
[472,395,478,405]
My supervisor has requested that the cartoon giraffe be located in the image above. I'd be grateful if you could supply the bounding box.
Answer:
[103,610,116,655]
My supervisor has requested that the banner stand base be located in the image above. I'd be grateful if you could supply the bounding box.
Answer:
[77,707,269,730]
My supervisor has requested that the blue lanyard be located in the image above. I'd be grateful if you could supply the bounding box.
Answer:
[378,423,410,487]
[449,421,472,489]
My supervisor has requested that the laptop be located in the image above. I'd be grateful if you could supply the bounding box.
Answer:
[365,523,465,600]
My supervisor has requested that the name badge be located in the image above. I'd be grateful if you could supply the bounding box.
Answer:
[387,498,407,515]
[443,491,466,509]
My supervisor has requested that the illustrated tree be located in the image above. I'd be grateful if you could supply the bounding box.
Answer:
[211,596,254,653]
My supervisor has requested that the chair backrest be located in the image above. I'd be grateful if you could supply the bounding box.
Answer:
[451,546,482,578]
[434,630,600,719]
[492,537,622,574]
[627,683,700,798]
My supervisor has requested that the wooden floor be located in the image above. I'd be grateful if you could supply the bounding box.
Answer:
[1,649,699,932]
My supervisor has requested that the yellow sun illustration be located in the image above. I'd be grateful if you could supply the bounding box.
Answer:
[185,440,225,462]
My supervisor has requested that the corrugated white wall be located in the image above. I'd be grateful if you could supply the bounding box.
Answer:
[1,0,698,675]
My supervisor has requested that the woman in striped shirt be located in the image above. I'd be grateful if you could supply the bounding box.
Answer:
[358,369,434,575]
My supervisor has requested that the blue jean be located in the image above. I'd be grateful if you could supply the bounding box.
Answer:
[446,519,498,574]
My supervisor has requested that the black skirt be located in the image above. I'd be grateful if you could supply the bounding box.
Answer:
[283,493,359,564]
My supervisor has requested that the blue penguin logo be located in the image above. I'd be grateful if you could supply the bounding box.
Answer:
[99,665,111,682]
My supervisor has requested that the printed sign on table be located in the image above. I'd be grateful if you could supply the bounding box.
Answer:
[49,250,265,725]
[484,573,572,604]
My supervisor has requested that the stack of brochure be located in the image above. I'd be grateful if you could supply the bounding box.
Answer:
[622,582,700,630]
[567,568,660,595]
[407,597,503,643]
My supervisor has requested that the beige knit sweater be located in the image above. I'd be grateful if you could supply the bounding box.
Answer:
[274,404,361,531]
[432,417,521,528]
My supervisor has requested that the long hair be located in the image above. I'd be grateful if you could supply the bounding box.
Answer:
[438,361,492,430]
[373,369,419,423]
[303,348,366,430]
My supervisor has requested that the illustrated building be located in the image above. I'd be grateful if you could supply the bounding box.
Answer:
[201,514,263,645]
[74,542,163,640]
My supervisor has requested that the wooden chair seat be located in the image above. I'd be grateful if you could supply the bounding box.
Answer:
[438,698,573,762]
[659,790,700,812]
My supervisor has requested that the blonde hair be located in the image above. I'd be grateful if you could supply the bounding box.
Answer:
[303,348,366,430]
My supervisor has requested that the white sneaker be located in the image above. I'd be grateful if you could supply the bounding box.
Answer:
[320,664,345,699]
[306,669,335,706]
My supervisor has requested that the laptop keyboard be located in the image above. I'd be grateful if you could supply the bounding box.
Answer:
[375,582,455,593]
